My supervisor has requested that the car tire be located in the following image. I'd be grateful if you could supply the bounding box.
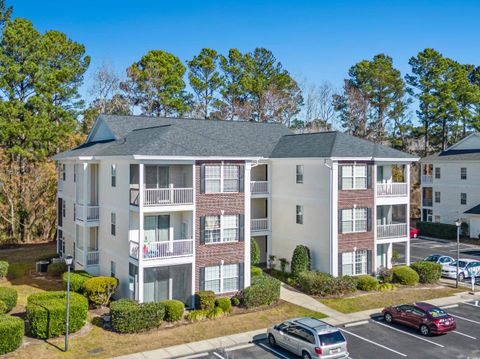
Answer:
[302,351,312,359]
[384,312,393,323]
[458,273,465,281]
[268,334,276,347]
[420,324,430,336]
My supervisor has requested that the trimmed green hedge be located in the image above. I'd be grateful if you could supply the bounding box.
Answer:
[83,276,118,307]
[239,275,281,308]
[215,297,232,314]
[251,266,263,278]
[160,300,184,322]
[356,275,379,291]
[0,287,17,312]
[0,315,24,354]
[392,266,419,286]
[416,221,457,239]
[410,261,442,284]
[26,291,88,339]
[110,299,165,333]
[195,290,215,310]
[47,262,67,277]
[0,261,8,278]
[63,270,93,293]
[297,271,356,296]
[291,245,311,276]
[0,301,6,314]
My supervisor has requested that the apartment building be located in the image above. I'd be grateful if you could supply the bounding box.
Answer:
[420,133,480,238]
[54,115,417,305]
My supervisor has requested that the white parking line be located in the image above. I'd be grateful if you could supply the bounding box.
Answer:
[212,352,226,359]
[450,314,480,324]
[462,302,480,308]
[225,343,255,351]
[257,343,291,359]
[339,328,407,357]
[452,331,477,340]
[373,321,444,348]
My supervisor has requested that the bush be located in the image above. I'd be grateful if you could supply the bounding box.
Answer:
[83,276,118,307]
[0,315,24,354]
[47,262,67,277]
[35,253,59,263]
[0,287,17,312]
[378,283,396,291]
[356,275,379,291]
[215,297,232,314]
[297,271,356,296]
[195,290,215,310]
[0,261,8,278]
[26,291,88,339]
[231,296,240,307]
[0,300,6,314]
[63,270,93,293]
[410,261,442,284]
[378,267,393,283]
[291,245,311,276]
[110,299,165,333]
[239,275,281,308]
[391,266,419,286]
[160,300,184,322]
[251,239,260,266]
[186,309,208,322]
[416,221,457,240]
[251,266,263,278]
[267,268,294,283]
[207,306,224,319]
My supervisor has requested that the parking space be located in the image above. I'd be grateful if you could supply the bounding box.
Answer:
[174,301,480,359]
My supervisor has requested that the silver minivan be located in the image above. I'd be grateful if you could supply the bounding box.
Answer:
[267,317,348,359]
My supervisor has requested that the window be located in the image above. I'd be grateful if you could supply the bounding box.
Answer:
[203,263,240,293]
[111,212,116,236]
[223,165,239,192]
[62,200,66,218]
[111,261,116,277]
[222,215,238,242]
[341,208,368,233]
[205,165,221,193]
[341,164,367,190]
[342,250,368,276]
[111,164,117,187]
[73,165,76,182]
[222,263,239,292]
[205,216,221,243]
[296,165,304,184]
[61,164,66,181]
[204,164,240,193]
[434,191,441,203]
[204,215,240,244]
[204,266,221,292]
[461,193,467,205]
[461,167,467,180]
[73,203,76,221]
[423,208,433,222]
[435,167,441,179]
[296,205,303,224]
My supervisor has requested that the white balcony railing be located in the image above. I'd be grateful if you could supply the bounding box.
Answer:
[251,181,269,194]
[86,251,99,266]
[251,218,269,232]
[75,205,100,222]
[422,175,433,184]
[376,183,408,197]
[143,188,193,207]
[142,239,194,260]
[377,223,408,239]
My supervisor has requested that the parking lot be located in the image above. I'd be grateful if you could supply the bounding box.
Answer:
[175,301,480,359]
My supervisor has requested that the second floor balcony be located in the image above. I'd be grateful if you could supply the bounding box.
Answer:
[377,223,408,239]
[376,182,408,197]
[75,204,100,223]
[377,204,408,239]
[130,186,194,207]
[251,181,269,195]
[251,218,269,233]
[129,239,194,260]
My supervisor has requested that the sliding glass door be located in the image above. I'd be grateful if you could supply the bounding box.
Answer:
[144,215,170,243]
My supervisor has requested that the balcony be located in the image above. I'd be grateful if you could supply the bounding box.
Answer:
[251,218,269,233]
[75,205,100,222]
[251,181,269,195]
[377,223,408,239]
[422,175,433,184]
[376,183,408,197]
[129,239,194,260]
[75,248,99,266]
[130,187,194,207]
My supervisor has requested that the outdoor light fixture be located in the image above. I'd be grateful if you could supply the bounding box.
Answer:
[64,255,73,352]
[455,221,461,288]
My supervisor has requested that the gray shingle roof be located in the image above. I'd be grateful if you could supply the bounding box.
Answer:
[465,204,480,215]
[421,149,480,162]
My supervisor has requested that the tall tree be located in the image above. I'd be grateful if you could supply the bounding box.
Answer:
[121,50,191,117]
[301,80,335,131]
[333,81,369,138]
[187,48,221,119]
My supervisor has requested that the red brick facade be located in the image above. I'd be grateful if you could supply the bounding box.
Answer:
[194,161,246,292]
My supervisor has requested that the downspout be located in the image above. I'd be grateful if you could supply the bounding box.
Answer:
[324,159,333,274]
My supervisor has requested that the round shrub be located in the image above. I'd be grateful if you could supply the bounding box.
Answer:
[251,238,260,266]
[0,315,24,354]
[336,276,357,294]
[207,306,224,319]
[160,300,184,322]
[391,266,419,286]
[297,271,356,296]
[0,287,17,312]
[356,275,379,291]
[239,275,281,308]
[251,266,263,278]
[378,283,396,292]
[47,262,67,277]
[63,270,93,293]
[110,299,165,333]
[186,309,208,322]
[26,291,88,339]
[215,297,232,314]
[410,261,442,284]
[0,261,9,278]
[378,267,393,283]
[195,290,215,310]
[83,276,118,307]
[0,300,6,314]
[231,296,241,307]
[291,245,311,276]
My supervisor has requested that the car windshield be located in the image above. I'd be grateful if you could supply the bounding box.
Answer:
[451,260,467,268]
[425,255,439,262]
[427,308,448,318]
[319,331,345,346]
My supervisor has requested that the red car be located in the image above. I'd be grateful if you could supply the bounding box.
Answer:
[410,227,420,238]
[382,302,456,336]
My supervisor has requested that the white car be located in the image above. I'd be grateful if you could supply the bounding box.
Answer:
[441,259,480,281]
[424,255,454,268]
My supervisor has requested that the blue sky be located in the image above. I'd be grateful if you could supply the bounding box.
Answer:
[12,0,480,108]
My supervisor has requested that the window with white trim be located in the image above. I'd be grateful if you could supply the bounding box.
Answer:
[296,165,304,184]
[435,167,441,179]
[223,264,240,292]
[205,165,221,193]
[296,205,303,224]
[204,263,240,293]
[73,165,76,182]
[204,266,221,292]
[61,164,66,181]
[341,165,367,189]
[111,164,117,187]
[342,250,368,276]
[204,164,240,193]
[205,216,221,243]
[461,193,467,205]
[111,212,116,236]
[434,191,441,203]
[205,215,239,244]
[223,165,239,192]
[222,215,238,242]
[341,208,367,233]
[461,167,467,180]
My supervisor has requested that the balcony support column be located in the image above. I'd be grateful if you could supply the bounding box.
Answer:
[82,163,88,267]
[406,164,411,265]
[138,163,145,302]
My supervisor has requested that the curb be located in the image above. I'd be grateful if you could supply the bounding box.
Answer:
[344,320,369,328]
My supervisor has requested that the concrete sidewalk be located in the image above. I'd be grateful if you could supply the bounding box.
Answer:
[114,291,480,359]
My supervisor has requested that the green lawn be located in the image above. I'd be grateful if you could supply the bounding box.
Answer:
[319,286,464,314]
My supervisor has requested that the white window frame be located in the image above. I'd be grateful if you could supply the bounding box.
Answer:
[342,250,368,276]
[111,212,116,236]
[434,191,441,203]
[204,263,240,294]
[61,164,66,181]
[204,163,240,193]
[341,164,367,190]
[461,193,467,205]
[204,265,221,293]
[296,205,303,224]
[435,167,441,179]
[296,165,304,184]
[73,165,76,182]
[111,164,117,187]
[461,167,467,180]
[205,214,239,244]
[341,208,367,233]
